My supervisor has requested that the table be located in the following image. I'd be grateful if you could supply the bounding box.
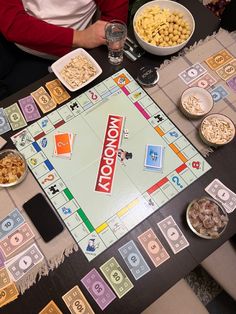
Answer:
[1,1,235,314]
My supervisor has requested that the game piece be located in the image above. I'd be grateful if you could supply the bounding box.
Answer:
[157,216,189,254]
[118,240,151,279]
[205,49,234,70]
[39,300,63,314]
[0,268,11,290]
[144,144,163,169]
[4,103,27,131]
[0,223,35,257]
[81,268,116,310]
[123,133,129,139]
[18,95,41,122]
[216,59,236,81]
[100,257,134,298]
[205,178,236,213]
[227,76,236,92]
[189,73,217,89]
[178,63,207,85]
[31,86,57,113]
[210,85,228,102]
[46,79,71,105]
[0,108,11,135]
[138,228,170,267]
[0,282,19,308]
[0,136,7,149]
[117,148,133,165]
[5,243,44,281]
[62,285,95,314]
[0,209,25,241]
[123,128,129,134]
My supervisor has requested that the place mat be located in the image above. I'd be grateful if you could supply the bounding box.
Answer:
[144,28,236,157]
[0,173,78,294]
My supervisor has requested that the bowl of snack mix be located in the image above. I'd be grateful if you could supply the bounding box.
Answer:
[0,149,28,187]
[186,196,229,239]
[133,0,195,56]
[199,113,235,146]
[51,48,102,92]
[180,86,214,119]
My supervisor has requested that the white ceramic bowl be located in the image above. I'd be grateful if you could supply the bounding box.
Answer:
[133,0,195,56]
[199,113,235,146]
[51,48,102,92]
[180,86,214,119]
[0,149,28,187]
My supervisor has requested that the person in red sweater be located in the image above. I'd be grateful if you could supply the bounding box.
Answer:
[0,0,128,99]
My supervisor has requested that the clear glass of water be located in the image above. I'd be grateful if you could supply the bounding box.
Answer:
[105,20,127,65]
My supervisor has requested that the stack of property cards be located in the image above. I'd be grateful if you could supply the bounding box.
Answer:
[54,132,75,159]
[144,144,163,171]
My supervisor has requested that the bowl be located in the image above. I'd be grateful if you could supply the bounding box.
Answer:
[51,48,102,92]
[186,196,229,239]
[0,149,28,187]
[199,113,235,146]
[133,0,195,56]
[179,86,214,119]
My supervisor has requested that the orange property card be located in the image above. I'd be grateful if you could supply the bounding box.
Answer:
[54,133,71,155]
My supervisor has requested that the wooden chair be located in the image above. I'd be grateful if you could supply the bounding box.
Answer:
[142,279,209,314]
[201,239,236,301]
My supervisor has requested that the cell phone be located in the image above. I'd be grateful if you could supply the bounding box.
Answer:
[23,193,64,242]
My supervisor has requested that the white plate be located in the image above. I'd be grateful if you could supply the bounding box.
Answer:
[51,48,102,92]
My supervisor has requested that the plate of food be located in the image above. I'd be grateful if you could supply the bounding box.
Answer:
[186,196,229,239]
[51,48,102,92]
[0,149,28,187]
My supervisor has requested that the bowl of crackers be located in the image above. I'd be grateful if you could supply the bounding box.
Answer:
[133,0,195,56]
[199,113,235,146]
[180,86,214,119]
[0,149,28,187]
[51,48,102,92]
[186,196,229,239]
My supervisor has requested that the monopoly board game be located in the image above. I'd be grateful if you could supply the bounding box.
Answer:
[12,69,211,261]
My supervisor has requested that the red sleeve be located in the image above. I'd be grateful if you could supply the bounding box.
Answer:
[95,0,128,23]
[0,0,74,56]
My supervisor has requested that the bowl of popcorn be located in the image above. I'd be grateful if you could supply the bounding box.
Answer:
[133,0,195,56]
[0,149,28,187]
[186,196,229,239]
[180,86,214,119]
[51,48,102,92]
[199,113,235,146]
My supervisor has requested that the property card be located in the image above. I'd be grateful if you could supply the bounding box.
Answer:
[189,72,217,89]
[118,240,150,280]
[31,86,57,113]
[0,267,11,289]
[0,223,35,257]
[210,85,228,102]
[178,63,207,85]
[18,95,41,122]
[100,257,134,299]
[0,209,25,241]
[54,132,72,155]
[144,145,163,169]
[227,76,236,92]
[205,178,236,213]
[0,282,19,307]
[216,59,236,80]
[46,79,71,105]
[157,216,189,254]
[62,285,95,314]
[0,108,11,135]
[39,300,63,314]
[81,268,116,310]
[205,49,234,70]
[4,103,27,131]
[5,243,44,281]
[138,228,170,267]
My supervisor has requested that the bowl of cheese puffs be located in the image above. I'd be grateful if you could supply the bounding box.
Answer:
[133,0,195,56]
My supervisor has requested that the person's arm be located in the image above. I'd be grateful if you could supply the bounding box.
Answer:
[0,0,74,56]
[96,0,128,23]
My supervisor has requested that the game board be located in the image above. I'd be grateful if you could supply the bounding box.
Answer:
[11,69,211,261]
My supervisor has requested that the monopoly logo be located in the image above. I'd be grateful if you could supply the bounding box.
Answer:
[95,115,124,193]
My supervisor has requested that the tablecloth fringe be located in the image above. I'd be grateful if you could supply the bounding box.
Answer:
[16,242,78,294]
